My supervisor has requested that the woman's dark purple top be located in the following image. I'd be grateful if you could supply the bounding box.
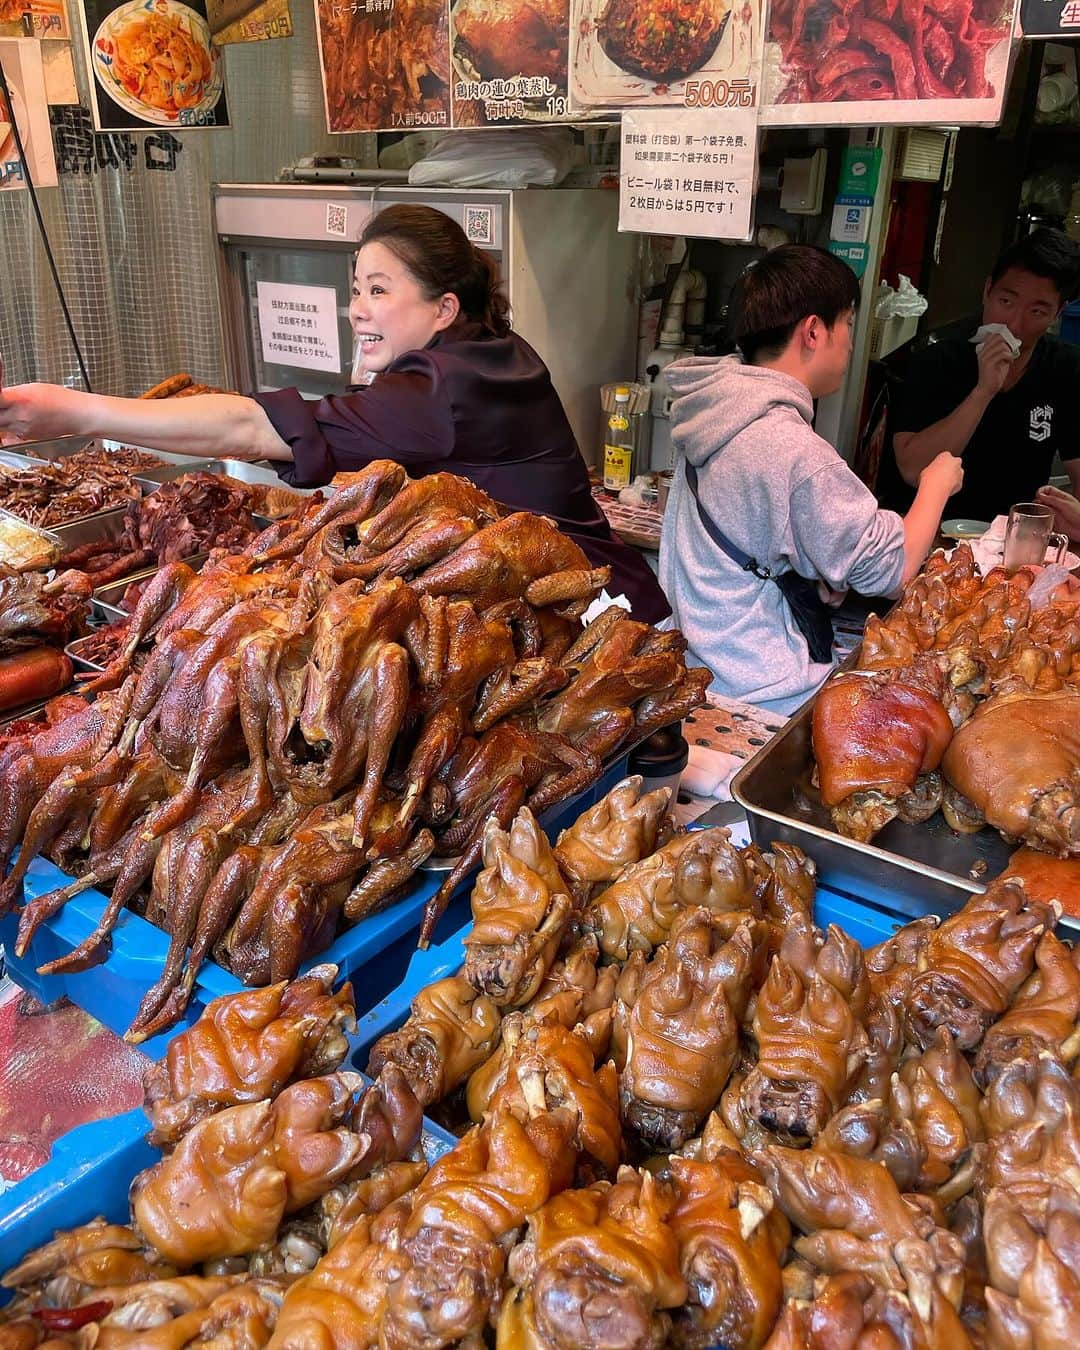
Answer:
[252,323,670,623]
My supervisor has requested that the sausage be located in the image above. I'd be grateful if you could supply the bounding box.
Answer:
[139,372,192,400]
[0,648,73,712]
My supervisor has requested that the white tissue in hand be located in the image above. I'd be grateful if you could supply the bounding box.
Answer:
[970,323,1021,358]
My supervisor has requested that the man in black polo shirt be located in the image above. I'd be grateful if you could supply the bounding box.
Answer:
[891,229,1080,523]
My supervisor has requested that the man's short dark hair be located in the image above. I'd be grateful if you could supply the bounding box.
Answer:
[989,228,1080,305]
[735,244,861,364]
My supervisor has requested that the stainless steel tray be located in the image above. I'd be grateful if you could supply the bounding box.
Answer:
[729,690,1075,934]
[53,508,129,551]
[66,632,110,675]
[0,436,94,463]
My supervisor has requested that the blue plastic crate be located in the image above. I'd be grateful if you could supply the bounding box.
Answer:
[0,754,630,1057]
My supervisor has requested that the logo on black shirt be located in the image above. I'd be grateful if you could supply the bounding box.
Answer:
[1030,404,1053,442]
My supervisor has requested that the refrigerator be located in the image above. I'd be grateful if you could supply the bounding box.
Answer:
[213,183,639,466]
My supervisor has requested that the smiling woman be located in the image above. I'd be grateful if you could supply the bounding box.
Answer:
[0,205,669,620]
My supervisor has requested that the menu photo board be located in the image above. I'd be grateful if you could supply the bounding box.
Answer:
[80,0,230,130]
[315,0,450,133]
[759,0,1019,125]
[569,0,766,111]
[0,36,59,188]
[450,0,572,126]
[0,0,69,38]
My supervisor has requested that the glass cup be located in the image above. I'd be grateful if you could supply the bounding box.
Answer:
[1003,501,1068,572]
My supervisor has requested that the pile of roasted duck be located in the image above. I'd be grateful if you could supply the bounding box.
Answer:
[0,462,707,1040]
[4,777,1078,1348]
[813,543,1080,853]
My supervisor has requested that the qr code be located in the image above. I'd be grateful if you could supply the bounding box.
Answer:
[464,205,493,245]
[326,203,348,238]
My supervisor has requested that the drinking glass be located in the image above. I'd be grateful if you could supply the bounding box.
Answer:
[1003,501,1068,571]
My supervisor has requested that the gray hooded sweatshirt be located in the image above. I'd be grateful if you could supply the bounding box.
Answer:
[658,355,905,716]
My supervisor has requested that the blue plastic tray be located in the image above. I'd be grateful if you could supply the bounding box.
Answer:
[0,756,631,1059]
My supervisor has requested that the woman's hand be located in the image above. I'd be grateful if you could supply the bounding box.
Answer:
[1035,484,1080,542]
[0,362,86,444]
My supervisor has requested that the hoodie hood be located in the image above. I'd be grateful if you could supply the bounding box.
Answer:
[666,354,815,468]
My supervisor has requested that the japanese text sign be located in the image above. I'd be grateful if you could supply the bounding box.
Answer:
[618,106,756,241]
[256,281,342,375]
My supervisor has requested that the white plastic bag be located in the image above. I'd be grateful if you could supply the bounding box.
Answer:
[408,129,574,189]
[874,274,928,319]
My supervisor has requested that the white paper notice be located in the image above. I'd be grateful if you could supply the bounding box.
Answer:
[619,107,757,242]
[256,281,342,374]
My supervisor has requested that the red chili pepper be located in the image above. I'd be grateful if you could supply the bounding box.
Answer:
[34,1301,114,1331]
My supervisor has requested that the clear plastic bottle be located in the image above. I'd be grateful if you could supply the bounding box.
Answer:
[603,386,634,492]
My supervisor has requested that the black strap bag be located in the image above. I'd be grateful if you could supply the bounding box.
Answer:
[683,461,835,666]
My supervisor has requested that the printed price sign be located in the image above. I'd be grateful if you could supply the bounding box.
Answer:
[256,281,342,375]
[618,106,757,242]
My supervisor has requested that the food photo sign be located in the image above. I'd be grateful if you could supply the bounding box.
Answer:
[759,0,1020,124]
[80,0,230,129]
[0,0,69,39]
[450,0,572,125]
[314,0,451,133]
[0,37,58,187]
[570,0,766,111]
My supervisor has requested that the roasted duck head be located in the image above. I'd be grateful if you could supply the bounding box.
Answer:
[499,1167,687,1350]
[942,689,1080,854]
[904,882,1054,1052]
[554,773,672,904]
[463,807,574,1008]
[741,923,870,1144]
[617,911,758,1150]
[597,0,729,83]
[812,666,954,842]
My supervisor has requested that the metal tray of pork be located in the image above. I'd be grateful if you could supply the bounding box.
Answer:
[730,689,1079,941]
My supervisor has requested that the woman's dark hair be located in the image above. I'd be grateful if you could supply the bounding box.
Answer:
[734,244,861,364]
[989,228,1080,305]
[358,204,511,337]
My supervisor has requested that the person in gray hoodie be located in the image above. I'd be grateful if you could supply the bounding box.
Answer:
[659,245,963,716]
